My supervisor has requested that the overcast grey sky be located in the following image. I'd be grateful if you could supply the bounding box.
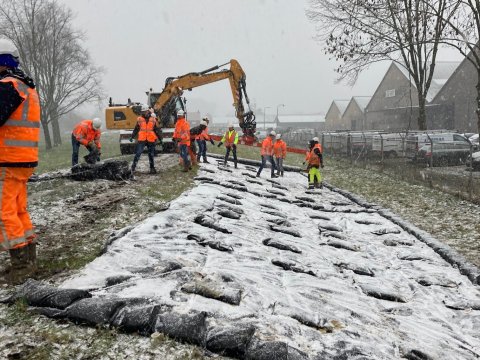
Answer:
[58,0,454,117]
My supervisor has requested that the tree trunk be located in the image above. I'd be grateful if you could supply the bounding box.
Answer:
[476,76,480,135]
[52,112,62,147]
[41,120,52,150]
[417,94,427,130]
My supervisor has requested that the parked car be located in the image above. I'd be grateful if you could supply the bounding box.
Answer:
[417,136,472,166]
[469,134,479,148]
[466,150,480,170]
[407,132,477,161]
[371,133,406,157]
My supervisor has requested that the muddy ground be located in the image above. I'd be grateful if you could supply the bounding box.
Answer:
[0,155,231,360]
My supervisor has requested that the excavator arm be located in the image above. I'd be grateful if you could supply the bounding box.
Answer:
[152,59,257,143]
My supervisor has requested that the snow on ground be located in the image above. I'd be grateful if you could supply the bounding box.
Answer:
[56,161,480,359]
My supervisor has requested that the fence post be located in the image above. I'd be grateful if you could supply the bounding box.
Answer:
[362,132,367,168]
[380,133,384,172]
[429,136,434,169]
[469,143,473,200]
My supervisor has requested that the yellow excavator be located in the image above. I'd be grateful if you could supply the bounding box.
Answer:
[105,59,256,154]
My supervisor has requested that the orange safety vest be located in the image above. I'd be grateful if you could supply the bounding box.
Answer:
[308,143,323,166]
[72,120,102,149]
[261,137,274,156]
[0,77,40,167]
[223,130,237,147]
[198,127,210,141]
[173,117,190,146]
[273,139,287,158]
[137,116,158,142]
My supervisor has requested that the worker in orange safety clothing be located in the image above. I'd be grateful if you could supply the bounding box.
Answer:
[305,137,324,189]
[71,118,102,166]
[196,116,215,163]
[273,133,287,177]
[256,130,278,178]
[217,123,239,168]
[0,38,40,280]
[173,109,191,172]
[130,104,162,174]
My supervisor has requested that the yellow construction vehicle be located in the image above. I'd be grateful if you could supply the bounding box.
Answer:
[105,59,256,154]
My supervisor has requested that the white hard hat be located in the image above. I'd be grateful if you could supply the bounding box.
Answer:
[228,123,234,128]
[151,112,157,118]
[0,38,19,57]
[177,109,185,117]
[312,136,319,142]
[270,130,276,136]
[200,120,208,126]
[140,104,149,112]
[92,118,102,129]
[276,134,281,140]
[203,116,209,122]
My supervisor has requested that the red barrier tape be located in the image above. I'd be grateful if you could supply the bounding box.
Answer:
[210,135,306,154]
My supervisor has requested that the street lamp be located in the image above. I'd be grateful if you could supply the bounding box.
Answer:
[263,106,271,132]
[276,104,285,119]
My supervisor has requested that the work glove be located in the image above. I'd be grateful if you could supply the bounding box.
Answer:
[87,141,96,151]
[210,139,215,145]
[302,161,306,165]
[217,142,223,148]
[129,138,134,143]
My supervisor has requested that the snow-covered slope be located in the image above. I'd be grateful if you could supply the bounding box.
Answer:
[58,161,480,359]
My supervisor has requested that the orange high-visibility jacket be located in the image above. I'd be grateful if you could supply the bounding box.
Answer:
[173,117,190,146]
[261,137,274,156]
[0,77,40,167]
[198,127,211,141]
[72,120,102,149]
[221,130,238,147]
[308,144,323,166]
[273,139,287,159]
[137,116,158,142]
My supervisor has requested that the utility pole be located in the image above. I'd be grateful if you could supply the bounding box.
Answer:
[263,106,271,132]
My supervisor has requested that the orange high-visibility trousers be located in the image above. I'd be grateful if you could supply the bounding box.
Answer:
[0,167,35,251]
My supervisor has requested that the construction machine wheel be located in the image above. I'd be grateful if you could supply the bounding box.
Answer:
[162,143,177,153]
[120,144,135,155]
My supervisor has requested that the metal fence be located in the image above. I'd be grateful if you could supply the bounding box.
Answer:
[284,130,479,203]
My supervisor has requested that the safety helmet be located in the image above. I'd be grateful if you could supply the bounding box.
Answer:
[276,134,281,140]
[0,39,19,68]
[270,130,276,136]
[200,120,208,126]
[228,122,234,128]
[312,137,319,142]
[203,116,209,122]
[92,118,102,129]
[151,112,157,118]
[177,109,185,117]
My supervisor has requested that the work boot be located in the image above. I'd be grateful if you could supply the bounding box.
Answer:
[281,171,284,177]
[182,163,189,172]
[27,242,37,265]
[308,184,315,189]
[149,167,157,174]
[7,245,35,285]
[271,174,279,178]
[203,157,209,164]
[234,161,238,169]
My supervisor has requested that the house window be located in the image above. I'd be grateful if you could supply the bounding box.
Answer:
[385,89,395,98]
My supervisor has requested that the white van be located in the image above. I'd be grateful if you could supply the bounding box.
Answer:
[371,133,406,157]
[405,132,468,160]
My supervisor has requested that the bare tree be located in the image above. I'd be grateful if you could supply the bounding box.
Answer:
[434,0,480,134]
[307,0,457,130]
[0,0,104,149]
